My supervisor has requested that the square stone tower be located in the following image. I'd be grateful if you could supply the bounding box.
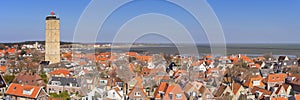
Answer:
[45,11,60,64]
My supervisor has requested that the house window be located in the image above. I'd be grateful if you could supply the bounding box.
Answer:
[206,93,210,99]
[134,92,141,96]
[253,80,260,86]
[176,94,182,99]
[100,80,105,83]
[169,93,173,99]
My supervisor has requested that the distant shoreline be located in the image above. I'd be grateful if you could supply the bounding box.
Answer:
[1,41,299,56]
[1,40,300,45]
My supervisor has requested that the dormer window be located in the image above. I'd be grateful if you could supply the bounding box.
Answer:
[176,94,182,99]
[23,88,34,95]
[253,80,260,86]
[169,93,173,99]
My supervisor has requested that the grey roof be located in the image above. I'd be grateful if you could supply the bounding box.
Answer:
[49,77,81,87]
[260,69,274,78]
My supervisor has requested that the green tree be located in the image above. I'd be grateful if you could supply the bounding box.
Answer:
[3,75,15,83]
[40,72,48,83]
[239,94,247,100]
[290,88,295,96]
[20,50,27,55]
[49,91,70,100]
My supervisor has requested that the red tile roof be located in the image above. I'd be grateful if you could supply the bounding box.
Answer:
[141,67,151,76]
[232,83,242,94]
[271,97,288,100]
[215,84,228,97]
[295,94,300,100]
[251,86,272,100]
[49,69,70,76]
[153,82,168,99]
[163,84,186,100]
[6,48,16,54]
[204,54,212,59]
[243,75,265,88]
[127,79,148,100]
[127,52,138,57]
[0,66,6,72]
[173,70,188,77]
[6,83,43,99]
[136,56,151,62]
[249,63,261,69]
[265,73,287,83]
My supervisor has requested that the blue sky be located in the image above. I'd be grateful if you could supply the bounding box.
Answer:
[0,0,299,44]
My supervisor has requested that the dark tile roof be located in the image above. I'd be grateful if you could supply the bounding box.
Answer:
[278,56,289,61]
[13,71,44,86]
[49,77,81,87]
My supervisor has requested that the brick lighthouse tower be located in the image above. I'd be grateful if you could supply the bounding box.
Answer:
[45,11,61,64]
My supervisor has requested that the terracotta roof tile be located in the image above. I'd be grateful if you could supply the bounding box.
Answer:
[215,84,227,97]
[127,79,148,99]
[265,73,287,83]
[251,86,272,100]
[232,83,242,94]
[127,52,138,57]
[271,97,288,100]
[295,94,300,100]
[243,75,265,88]
[163,84,185,100]
[6,83,43,99]
[153,82,168,99]
[49,69,70,77]
[0,66,6,72]
[6,48,16,54]
[204,54,212,59]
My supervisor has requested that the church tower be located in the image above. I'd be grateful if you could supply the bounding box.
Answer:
[45,11,60,64]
